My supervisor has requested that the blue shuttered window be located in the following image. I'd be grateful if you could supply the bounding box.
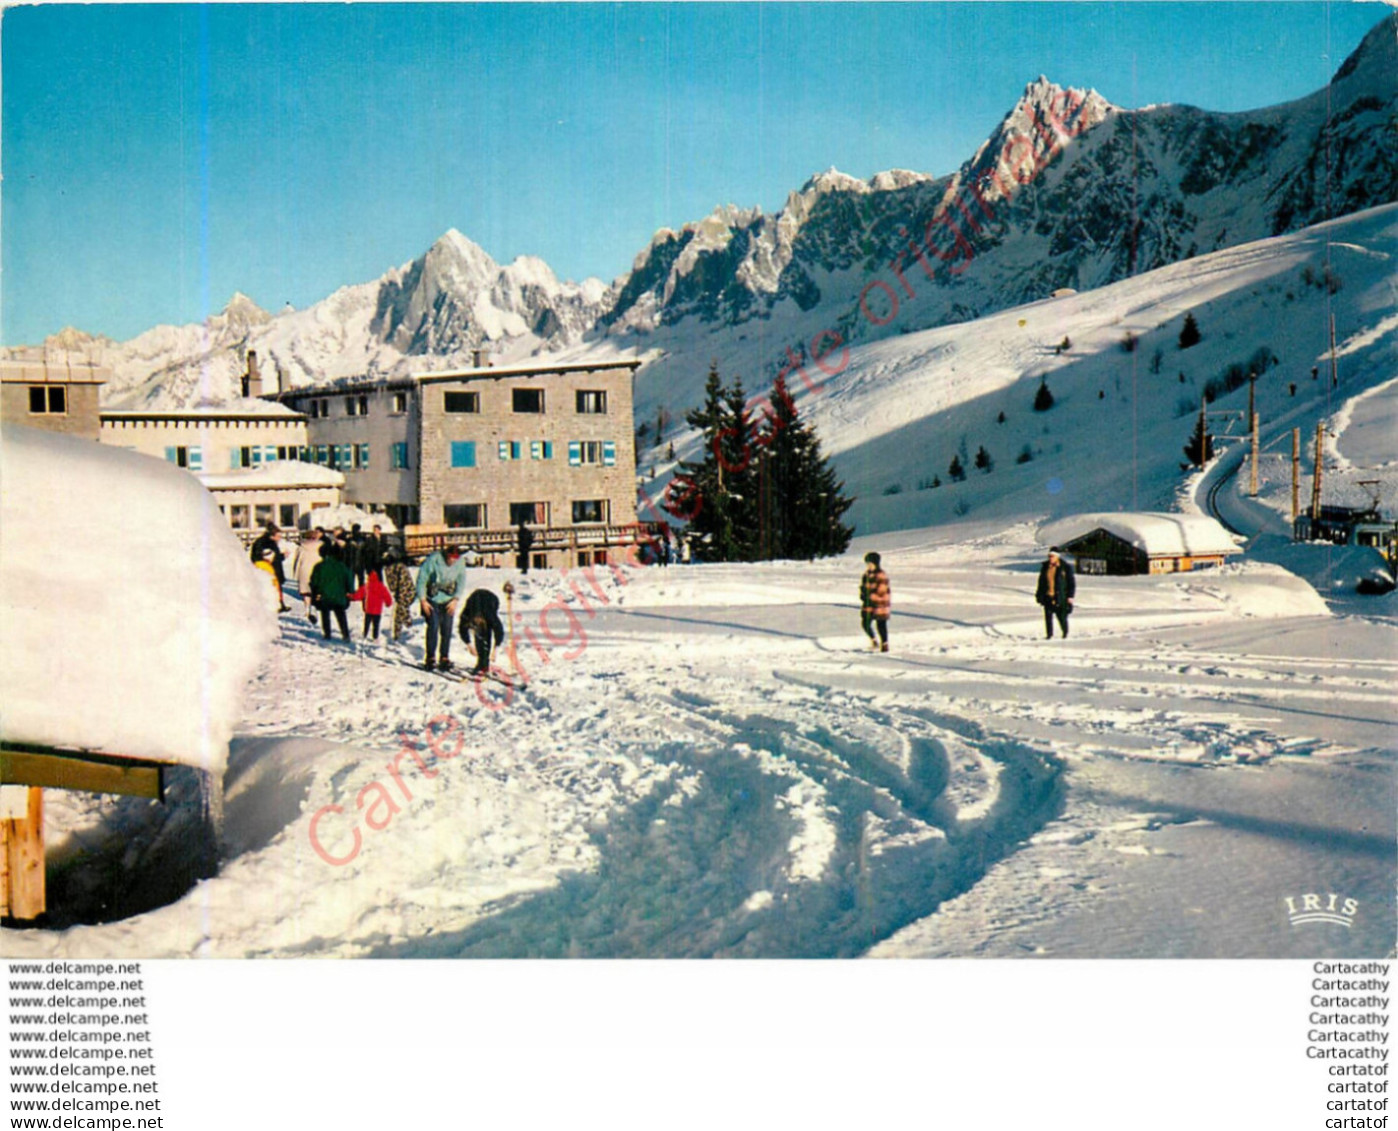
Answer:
[568,441,582,467]
[451,441,476,468]
[602,441,616,467]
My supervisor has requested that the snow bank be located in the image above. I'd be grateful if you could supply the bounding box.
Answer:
[0,423,274,773]
[1038,512,1241,557]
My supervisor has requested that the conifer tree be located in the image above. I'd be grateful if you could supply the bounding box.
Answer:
[1033,378,1055,412]
[666,364,727,552]
[974,445,993,472]
[1179,312,1202,350]
[1183,402,1214,467]
[761,374,853,559]
[949,454,966,481]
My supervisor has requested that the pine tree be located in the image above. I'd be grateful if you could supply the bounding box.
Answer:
[762,374,854,559]
[949,454,966,481]
[1183,402,1214,467]
[1034,378,1055,412]
[974,445,993,472]
[718,377,761,561]
[1179,312,1202,350]
[666,364,727,550]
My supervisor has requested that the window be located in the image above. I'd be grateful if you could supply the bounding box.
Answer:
[509,502,548,526]
[229,505,249,529]
[391,442,411,470]
[444,504,485,529]
[450,441,476,469]
[165,445,203,470]
[444,391,480,414]
[568,440,616,467]
[512,388,545,413]
[28,386,66,414]
[315,445,329,466]
[529,441,554,460]
[576,390,607,414]
[346,395,367,417]
[232,447,252,469]
[319,399,330,418]
[572,500,608,524]
[358,395,368,416]
[279,504,299,529]
[255,504,274,528]
[497,441,523,461]
[355,443,370,470]
[391,392,409,414]
[346,398,357,417]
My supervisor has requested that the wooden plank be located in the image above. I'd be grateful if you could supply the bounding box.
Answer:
[0,746,164,800]
[4,787,44,921]
[1,816,9,918]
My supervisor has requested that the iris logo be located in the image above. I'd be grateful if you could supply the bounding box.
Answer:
[1284,892,1358,928]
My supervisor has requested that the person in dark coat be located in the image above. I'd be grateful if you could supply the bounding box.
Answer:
[361,524,385,580]
[516,519,535,574]
[860,551,892,652]
[458,588,507,677]
[1035,546,1076,639]
[250,524,290,612]
[310,540,355,642]
[349,523,366,588]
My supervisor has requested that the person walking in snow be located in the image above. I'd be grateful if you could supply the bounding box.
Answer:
[250,523,290,612]
[860,551,891,652]
[383,551,416,643]
[416,543,468,671]
[292,529,324,623]
[458,588,506,678]
[349,569,393,641]
[310,540,355,642]
[515,518,535,574]
[253,547,283,610]
[1035,546,1076,640]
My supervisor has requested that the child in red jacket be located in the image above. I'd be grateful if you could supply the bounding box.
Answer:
[349,570,394,641]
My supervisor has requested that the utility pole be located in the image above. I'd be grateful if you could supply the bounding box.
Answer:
[1248,371,1259,497]
[1291,428,1301,525]
[1310,423,1326,520]
[1330,314,1339,389]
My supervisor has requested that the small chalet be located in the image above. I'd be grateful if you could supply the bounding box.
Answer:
[1039,512,1242,576]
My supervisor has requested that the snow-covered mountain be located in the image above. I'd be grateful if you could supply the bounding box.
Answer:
[16,13,1396,412]
[603,12,1395,412]
[80,232,613,408]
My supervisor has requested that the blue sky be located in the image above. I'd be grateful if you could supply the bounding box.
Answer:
[2,2,1387,344]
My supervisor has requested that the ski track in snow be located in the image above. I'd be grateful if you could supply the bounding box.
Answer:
[7,531,1392,960]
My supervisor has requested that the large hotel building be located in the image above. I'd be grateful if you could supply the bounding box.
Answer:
[278,358,651,568]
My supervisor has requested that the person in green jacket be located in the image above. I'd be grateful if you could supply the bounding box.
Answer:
[310,541,355,642]
[414,544,468,670]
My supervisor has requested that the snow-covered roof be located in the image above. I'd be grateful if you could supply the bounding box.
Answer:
[198,462,345,490]
[302,504,398,533]
[101,397,302,419]
[0,423,275,772]
[1038,512,1242,557]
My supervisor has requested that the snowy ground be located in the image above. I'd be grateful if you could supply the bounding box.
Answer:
[5,509,1392,959]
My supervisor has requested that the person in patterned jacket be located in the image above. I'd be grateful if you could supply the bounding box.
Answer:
[383,551,417,643]
[860,551,891,653]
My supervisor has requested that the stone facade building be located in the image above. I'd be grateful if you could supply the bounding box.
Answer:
[279,359,650,567]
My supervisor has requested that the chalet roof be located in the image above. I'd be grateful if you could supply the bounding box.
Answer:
[1039,512,1242,558]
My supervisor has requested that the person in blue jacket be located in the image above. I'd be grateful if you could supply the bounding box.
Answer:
[415,544,467,671]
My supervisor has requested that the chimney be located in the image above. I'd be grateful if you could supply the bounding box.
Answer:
[245,351,262,399]
[472,348,484,369]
